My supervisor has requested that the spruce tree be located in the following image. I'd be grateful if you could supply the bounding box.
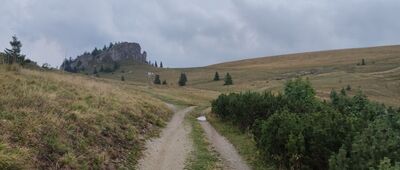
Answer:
[154,74,161,84]
[224,73,233,85]
[121,75,125,81]
[91,48,99,56]
[160,62,163,68]
[155,61,158,68]
[346,85,351,91]
[93,67,98,74]
[162,80,167,85]
[178,73,187,86]
[4,35,25,64]
[361,58,366,65]
[213,71,220,81]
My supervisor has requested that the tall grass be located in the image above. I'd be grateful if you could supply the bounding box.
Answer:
[0,66,172,169]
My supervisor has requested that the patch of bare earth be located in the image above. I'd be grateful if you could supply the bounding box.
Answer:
[137,105,195,170]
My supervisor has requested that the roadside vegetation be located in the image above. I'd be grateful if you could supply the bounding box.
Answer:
[0,66,172,169]
[185,107,220,170]
[211,78,400,169]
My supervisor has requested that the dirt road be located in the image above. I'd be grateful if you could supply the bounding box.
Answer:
[137,105,195,170]
[200,121,251,170]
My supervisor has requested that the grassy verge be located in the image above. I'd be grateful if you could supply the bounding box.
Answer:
[207,113,274,170]
[185,107,220,170]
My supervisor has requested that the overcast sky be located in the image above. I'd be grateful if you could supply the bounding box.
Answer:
[1,0,399,67]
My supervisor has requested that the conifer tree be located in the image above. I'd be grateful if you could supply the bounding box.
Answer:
[154,74,161,84]
[224,73,233,85]
[213,71,220,81]
[162,80,167,85]
[160,62,163,68]
[93,67,98,74]
[4,35,25,64]
[155,61,158,68]
[361,58,366,65]
[178,73,187,86]
[91,48,100,56]
[100,65,104,72]
[121,75,125,81]
[346,85,351,91]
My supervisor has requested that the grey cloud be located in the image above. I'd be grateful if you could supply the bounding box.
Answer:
[0,0,399,67]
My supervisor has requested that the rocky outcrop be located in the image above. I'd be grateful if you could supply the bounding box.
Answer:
[61,42,148,72]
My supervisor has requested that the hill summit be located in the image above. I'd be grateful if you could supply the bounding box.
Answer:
[61,42,149,73]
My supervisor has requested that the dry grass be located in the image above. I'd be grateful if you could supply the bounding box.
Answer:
[136,45,400,106]
[0,65,172,169]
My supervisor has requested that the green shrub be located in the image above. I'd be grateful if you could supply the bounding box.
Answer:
[211,78,400,169]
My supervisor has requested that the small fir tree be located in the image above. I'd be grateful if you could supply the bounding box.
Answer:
[121,75,125,81]
[93,67,98,74]
[162,80,167,85]
[178,73,187,86]
[4,35,25,64]
[213,71,220,81]
[346,85,352,91]
[155,61,158,68]
[224,73,233,85]
[160,62,163,68]
[361,58,366,65]
[154,74,161,84]
[340,88,347,96]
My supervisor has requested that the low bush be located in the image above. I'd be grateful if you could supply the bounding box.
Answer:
[211,78,400,169]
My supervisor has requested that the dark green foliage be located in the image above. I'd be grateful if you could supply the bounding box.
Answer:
[93,67,98,74]
[213,72,220,81]
[340,88,346,96]
[154,75,161,84]
[284,78,316,113]
[113,62,120,71]
[4,35,25,65]
[211,78,400,169]
[155,61,158,68]
[100,65,104,72]
[329,146,349,170]
[361,58,366,65]
[121,76,125,81]
[160,62,163,68]
[91,48,100,56]
[178,73,187,86]
[162,80,167,85]
[224,73,233,85]
[346,85,351,91]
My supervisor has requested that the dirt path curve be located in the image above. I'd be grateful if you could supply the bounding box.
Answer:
[200,121,251,170]
[137,104,195,170]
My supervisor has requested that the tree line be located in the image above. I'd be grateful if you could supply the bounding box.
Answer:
[211,78,400,169]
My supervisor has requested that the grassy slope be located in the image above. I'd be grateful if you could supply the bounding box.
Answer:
[0,66,172,169]
[105,45,400,107]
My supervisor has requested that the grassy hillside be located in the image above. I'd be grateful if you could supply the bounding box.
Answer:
[0,65,172,169]
[104,45,400,106]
